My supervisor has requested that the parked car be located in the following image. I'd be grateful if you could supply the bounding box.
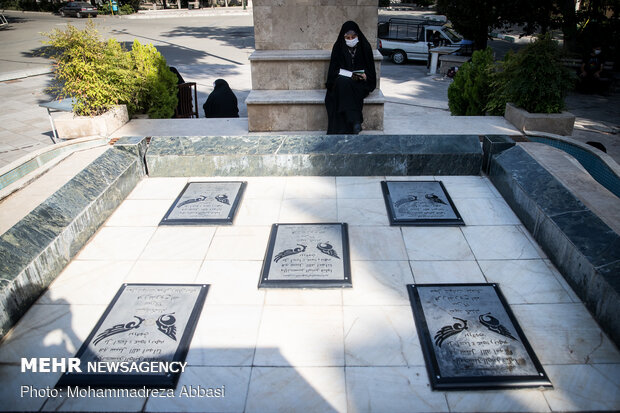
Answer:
[59,2,98,18]
[378,18,469,64]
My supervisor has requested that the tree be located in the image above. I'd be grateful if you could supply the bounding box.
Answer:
[436,0,497,50]
[436,0,557,50]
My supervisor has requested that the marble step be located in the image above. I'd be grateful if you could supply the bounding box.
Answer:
[246,89,385,132]
[249,49,383,90]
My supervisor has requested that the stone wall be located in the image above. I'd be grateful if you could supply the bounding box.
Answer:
[253,0,378,50]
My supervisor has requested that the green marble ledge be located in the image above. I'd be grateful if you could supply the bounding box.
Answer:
[0,146,145,339]
[489,145,620,347]
[146,135,483,176]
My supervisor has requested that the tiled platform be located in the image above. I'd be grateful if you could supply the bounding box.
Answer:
[0,175,618,412]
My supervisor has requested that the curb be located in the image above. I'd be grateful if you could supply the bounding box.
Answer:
[125,6,252,19]
[0,66,52,82]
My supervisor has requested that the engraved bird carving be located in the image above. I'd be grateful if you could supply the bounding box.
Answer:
[215,194,230,205]
[273,244,307,263]
[93,316,145,346]
[177,195,208,208]
[317,242,340,259]
[479,313,517,340]
[425,193,447,205]
[156,313,177,341]
[394,195,418,208]
[434,317,468,347]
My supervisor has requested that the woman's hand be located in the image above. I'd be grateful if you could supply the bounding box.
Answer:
[353,73,367,81]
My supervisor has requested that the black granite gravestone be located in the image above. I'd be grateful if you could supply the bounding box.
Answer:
[381,181,464,226]
[160,181,246,225]
[408,284,551,390]
[259,223,352,288]
[57,284,208,388]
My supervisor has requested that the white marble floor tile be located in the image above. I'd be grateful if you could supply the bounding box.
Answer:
[125,260,202,283]
[139,226,216,261]
[517,225,549,259]
[344,306,424,367]
[454,198,522,226]
[349,226,408,261]
[337,198,390,226]
[38,260,133,305]
[479,259,573,304]
[0,304,105,363]
[410,260,486,284]
[42,388,145,412]
[242,176,286,200]
[144,366,251,412]
[343,260,413,306]
[439,176,499,199]
[205,226,271,261]
[105,200,172,227]
[75,227,155,261]
[483,178,503,198]
[336,177,384,199]
[235,198,282,226]
[543,364,620,412]
[195,260,265,306]
[283,176,337,199]
[126,177,188,200]
[265,289,342,306]
[245,367,347,413]
[445,389,550,412]
[385,176,435,181]
[543,259,580,303]
[511,303,620,365]
[186,305,262,366]
[0,366,61,412]
[254,306,344,367]
[278,199,338,223]
[402,227,475,261]
[462,226,542,260]
[346,366,450,413]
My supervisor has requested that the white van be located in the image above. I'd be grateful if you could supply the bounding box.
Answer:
[378,18,469,64]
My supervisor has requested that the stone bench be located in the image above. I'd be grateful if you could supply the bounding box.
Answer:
[246,89,385,132]
[249,49,383,91]
[439,54,470,75]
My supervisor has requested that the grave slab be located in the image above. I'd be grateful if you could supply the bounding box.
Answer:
[407,283,551,390]
[259,223,351,288]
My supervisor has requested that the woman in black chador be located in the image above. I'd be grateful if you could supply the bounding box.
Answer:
[325,21,376,134]
[203,79,239,118]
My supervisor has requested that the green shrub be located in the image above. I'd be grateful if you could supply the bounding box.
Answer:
[487,35,574,114]
[42,21,177,118]
[447,47,494,115]
[129,41,178,119]
[378,0,390,7]
[119,4,135,14]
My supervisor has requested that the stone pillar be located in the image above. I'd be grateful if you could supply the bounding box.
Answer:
[246,0,384,132]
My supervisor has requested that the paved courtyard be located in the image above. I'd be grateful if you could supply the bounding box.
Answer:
[1,174,618,412]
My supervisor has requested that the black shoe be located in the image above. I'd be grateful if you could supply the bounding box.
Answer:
[352,123,362,134]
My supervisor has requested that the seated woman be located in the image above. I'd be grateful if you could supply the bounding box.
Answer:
[203,79,239,118]
[325,21,376,134]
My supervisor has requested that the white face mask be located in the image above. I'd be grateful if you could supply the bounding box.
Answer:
[594,49,601,55]
[345,37,359,48]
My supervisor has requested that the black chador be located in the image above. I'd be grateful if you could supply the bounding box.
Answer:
[203,79,239,118]
[324,21,376,134]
